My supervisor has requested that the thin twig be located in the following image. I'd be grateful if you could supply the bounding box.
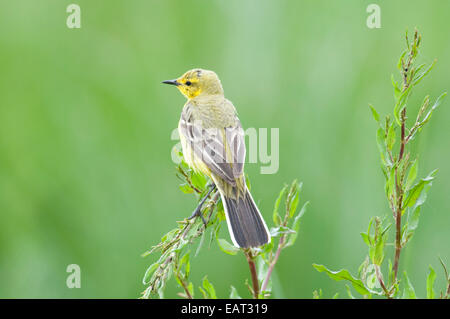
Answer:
[177,167,202,194]
[261,191,294,293]
[375,265,391,299]
[391,34,414,284]
[392,80,408,283]
[175,272,193,299]
[261,235,285,293]
[244,250,259,299]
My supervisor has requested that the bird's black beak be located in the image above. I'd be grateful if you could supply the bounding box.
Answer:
[162,79,180,86]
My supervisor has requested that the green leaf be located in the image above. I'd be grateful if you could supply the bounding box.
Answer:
[157,285,165,299]
[346,285,356,299]
[372,231,386,266]
[142,262,159,284]
[312,289,323,299]
[202,276,217,299]
[187,282,194,298]
[393,102,403,127]
[257,255,270,288]
[179,184,194,194]
[210,217,222,247]
[174,273,183,287]
[229,286,241,299]
[386,123,396,151]
[198,286,207,299]
[258,240,274,255]
[369,104,380,123]
[426,265,436,299]
[385,166,396,198]
[413,63,426,76]
[358,256,370,280]
[367,218,374,237]
[217,238,239,255]
[366,271,377,290]
[403,169,437,209]
[376,127,387,166]
[161,228,178,243]
[413,60,436,86]
[270,225,295,237]
[402,272,416,299]
[388,260,395,289]
[393,86,412,126]
[360,232,370,246]
[179,251,190,277]
[420,92,447,127]
[191,172,207,190]
[273,186,287,225]
[285,201,309,247]
[405,159,418,190]
[397,49,407,70]
[288,189,300,218]
[313,264,371,296]
[391,75,401,99]
[432,92,447,109]
[405,206,421,239]
[195,230,206,257]
[185,221,202,238]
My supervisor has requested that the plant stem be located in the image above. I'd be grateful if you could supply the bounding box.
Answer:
[445,283,450,299]
[392,88,408,283]
[398,108,406,161]
[393,210,402,280]
[244,250,259,299]
[375,265,391,298]
[261,235,285,293]
[261,197,293,294]
[391,37,411,285]
[175,271,193,299]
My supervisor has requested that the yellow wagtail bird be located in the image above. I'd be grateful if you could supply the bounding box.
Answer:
[163,69,270,248]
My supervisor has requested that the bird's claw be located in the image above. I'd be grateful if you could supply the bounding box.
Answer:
[187,183,216,227]
[188,206,207,226]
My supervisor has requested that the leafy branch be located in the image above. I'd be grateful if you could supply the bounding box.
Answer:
[140,155,220,299]
[140,152,308,299]
[314,29,448,299]
[261,181,309,293]
[241,181,309,298]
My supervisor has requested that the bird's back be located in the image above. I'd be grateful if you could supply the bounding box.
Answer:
[186,95,238,129]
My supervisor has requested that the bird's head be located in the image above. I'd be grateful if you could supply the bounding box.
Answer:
[162,69,224,99]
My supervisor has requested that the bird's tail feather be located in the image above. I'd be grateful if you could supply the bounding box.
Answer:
[219,188,271,248]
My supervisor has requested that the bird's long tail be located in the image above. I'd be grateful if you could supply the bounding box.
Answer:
[219,187,271,248]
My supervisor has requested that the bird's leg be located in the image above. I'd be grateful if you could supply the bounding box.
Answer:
[188,183,216,225]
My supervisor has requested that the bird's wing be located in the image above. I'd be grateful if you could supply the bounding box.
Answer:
[225,118,246,179]
[179,108,246,186]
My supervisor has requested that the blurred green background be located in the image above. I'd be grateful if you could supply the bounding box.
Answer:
[0,0,449,298]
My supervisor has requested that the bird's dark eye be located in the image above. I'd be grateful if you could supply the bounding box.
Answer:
[185,81,192,86]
